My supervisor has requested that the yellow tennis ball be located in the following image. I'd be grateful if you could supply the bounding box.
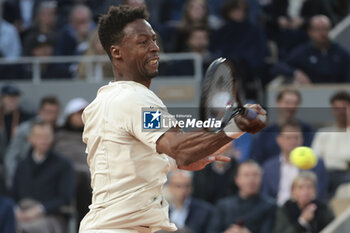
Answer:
[290,146,318,170]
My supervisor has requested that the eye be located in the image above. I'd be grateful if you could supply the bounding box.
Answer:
[140,40,147,45]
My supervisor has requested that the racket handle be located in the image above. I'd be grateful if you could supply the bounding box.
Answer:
[243,107,258,120]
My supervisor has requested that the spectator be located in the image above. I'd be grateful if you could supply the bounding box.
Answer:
[265,0,324,59]
[52,97,90,227]
[0,84,33,147]
[12,120,75,233]
[0,2,23,80]
[210,0,269,100]
[261,121,327,205]
[55,4,95,56]
[23,1,58,50]
[312,91,350,198]
[166,170,213,233]
[22,32,68,79]
[251,88,313,164]
[272,15,350,84]
[192,144,238,205]
[5,96,60,185]
[0,1,22,60]
[77,30,113,80]
[55,4,96,77]
[3,0,45,34]
[207,160,276,233]
[174,0,211,52]
[273,172,334,233]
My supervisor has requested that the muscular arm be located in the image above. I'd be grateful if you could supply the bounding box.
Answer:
[157,127,232,166]
[157,105,267,167]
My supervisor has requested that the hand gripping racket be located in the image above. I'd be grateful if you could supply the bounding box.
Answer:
[200,57,258,132]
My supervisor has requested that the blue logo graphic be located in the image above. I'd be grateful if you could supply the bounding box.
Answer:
[143,110,161,129]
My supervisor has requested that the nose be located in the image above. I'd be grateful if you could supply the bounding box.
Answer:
[150,40,160,52]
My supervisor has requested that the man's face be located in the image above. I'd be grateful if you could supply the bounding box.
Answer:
[292,179,316,207]
[72,8,91,39]
[38,6,56,28]
[235,164,261,197]
[277,93,300,120]
[39,103,60,127]
[169,172,192,204]
[29,125,54,154]
[332,100,350,127]
[120,19,160,80]
[277,126,303,156]
[308,17,331,46]
[1,95,20,112]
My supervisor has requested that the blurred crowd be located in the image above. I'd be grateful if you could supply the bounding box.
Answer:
[0,82,350,233]
[0,0,349,94]
[0,0,350,232]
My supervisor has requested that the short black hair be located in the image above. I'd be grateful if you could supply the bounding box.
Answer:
[39,96,60,110]
[276,88,302,104]
[330,91,350,105]
[98,5,149,59]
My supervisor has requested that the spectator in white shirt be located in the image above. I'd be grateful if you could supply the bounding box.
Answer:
[312,90,350,198]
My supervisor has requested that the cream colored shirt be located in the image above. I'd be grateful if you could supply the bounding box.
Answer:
[79,81,177,232]
[312,126,350,170]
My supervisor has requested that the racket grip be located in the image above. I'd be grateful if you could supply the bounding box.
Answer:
[243,107,258,120]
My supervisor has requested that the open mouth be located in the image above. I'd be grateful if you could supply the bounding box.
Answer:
[147,57,159,67]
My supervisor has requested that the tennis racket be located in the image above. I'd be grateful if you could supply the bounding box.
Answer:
[200,57,258,132]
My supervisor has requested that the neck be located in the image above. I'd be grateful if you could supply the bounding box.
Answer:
[33,149,47,162]
[314,41,330,51]
[114,72,151,88]
[173,199,185,209]
[282,153,291,163]
[239,191,255,199]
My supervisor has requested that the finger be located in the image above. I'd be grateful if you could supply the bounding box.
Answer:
[213,142,233,155]
[245,104,266,115]
[307,203,317,211]
[214,155,231,162]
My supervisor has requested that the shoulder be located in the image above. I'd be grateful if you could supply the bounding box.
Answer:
[216,196,238,208]
[331,43,350,55]
[263,156,280,169]
[191,198,213,211]
[259,195,277,208]
[1,20,16,32]
[105,82,165,108]
[288,42,313,58]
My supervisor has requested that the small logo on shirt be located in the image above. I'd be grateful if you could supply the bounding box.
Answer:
[143,110,161,129]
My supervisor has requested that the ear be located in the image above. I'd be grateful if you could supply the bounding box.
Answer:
[110,45,122,60]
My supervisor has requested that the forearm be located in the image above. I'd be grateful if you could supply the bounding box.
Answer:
[157,128,232,166]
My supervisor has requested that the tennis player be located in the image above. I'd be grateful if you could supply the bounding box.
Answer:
[79,5,266,233]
